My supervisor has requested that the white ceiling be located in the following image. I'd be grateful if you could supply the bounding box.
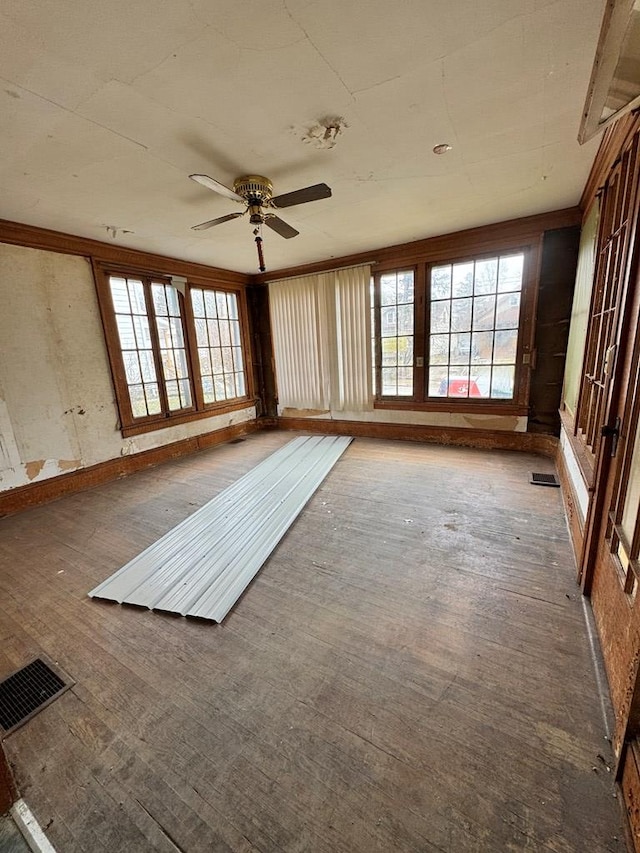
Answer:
[0,0,605,274]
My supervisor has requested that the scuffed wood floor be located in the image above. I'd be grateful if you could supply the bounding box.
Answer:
[0,433,628,852]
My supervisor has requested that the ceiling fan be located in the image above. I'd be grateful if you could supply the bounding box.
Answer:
[189,173,332,271]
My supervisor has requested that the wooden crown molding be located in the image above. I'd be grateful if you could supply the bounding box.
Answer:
[0,218,250,286]
[251,207,582,284]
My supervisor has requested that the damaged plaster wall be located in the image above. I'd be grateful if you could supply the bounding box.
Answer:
[0,242,255,494]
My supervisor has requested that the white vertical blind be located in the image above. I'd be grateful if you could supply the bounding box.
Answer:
[334,266,372,412]
[269,265,372,415]
[269,274,327,410]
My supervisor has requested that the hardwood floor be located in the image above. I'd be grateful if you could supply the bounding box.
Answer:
[0,433,628,852]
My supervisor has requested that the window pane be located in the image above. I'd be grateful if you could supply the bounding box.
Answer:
[382,338,397,366]
[451,298,472,332]
[474,258,498,294]
[222,347,234,372]
[195,317,207,346]
[495,293,520,329]
[491,365,515,398]
[224,374,235,397]
[129,384,146,417]
[145,383,161,414]
[166,285,179,314]
[471,331,494,364]
[127,280,145,313]
[212,349,223,374]
[228,293,239,319]
[202,376,214,404]
[381,274,397,306]
[431,301,450,333]
[232,346,244,371]
[397,272,414,304]
[174,349,189,379]
[169,317,185,348]
[452,262,473,298]
[110,277,130,312]
[398,367,413,395]
[198,348,212,375]
[397,304,413,334]
[494,329,518,364]
[381,306,397,337]
[191,288,204,316]
[446,366,471,397]
[208,319,221,347]
[139,350,156,382]
[133,315,152,348]
[116,315,135,349]
[235,372,246,397]
[216,292,229,318]
[430,334,449,365]
[397,336,413,366]
[205,291,218,317]
[473,366,492,398]
[219,320,231,347]
[152,284,168,316]
[382,367,397,395]
[230,320,242,346]
[123,353,142,384]
[450,333,471,365]
[498,254,524,292]
[472,295,495,331]
[178,379,192,408]
[429,366,448,396]
[431,265,451,300]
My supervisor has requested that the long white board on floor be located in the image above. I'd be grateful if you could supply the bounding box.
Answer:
[89,435,352,622]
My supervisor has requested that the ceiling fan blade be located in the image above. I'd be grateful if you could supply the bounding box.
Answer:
[191,212,244,231]
[189,174,244,202]
[270,183,332,209]
[264,215,299,239]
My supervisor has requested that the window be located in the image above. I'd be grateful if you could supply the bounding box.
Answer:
[96,266,251,435]
[428,254,523,400]
[373,249,531,409]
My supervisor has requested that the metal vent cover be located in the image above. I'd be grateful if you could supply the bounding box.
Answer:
[0,657,73,738]
[530,472,560,487]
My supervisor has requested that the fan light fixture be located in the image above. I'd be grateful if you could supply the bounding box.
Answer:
[189,173,332,272]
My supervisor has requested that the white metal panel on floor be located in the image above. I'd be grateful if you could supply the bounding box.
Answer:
[88,435,352,622]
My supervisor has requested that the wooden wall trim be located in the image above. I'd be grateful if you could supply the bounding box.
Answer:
[252,207,582,284]
[0,421,262,518]
[581,112,640,213]
[276,417,558,457]
[0,219,249,286]
[556,440,585,569]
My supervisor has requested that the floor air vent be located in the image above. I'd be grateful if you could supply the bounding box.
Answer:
[0,658,72,737]
[530,472,560,487]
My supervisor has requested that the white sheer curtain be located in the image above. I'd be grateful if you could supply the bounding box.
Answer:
[269,265,372,415]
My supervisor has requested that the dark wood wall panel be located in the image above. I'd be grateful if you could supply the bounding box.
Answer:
[528,227,581,435]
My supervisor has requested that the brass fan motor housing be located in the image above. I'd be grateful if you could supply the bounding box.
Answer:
[232,175,274,204]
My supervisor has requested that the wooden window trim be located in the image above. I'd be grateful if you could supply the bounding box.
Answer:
[93,261,256,436]
[372,244,537,411]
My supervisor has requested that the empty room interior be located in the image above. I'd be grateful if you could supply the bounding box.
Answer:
[3,0,640,850]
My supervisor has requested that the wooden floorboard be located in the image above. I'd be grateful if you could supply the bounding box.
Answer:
[0,432,628,852]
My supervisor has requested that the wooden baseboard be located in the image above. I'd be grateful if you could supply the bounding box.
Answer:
[0,416,558,517]
[555,441,585,572]
[276,417,559,456]
[0,421,262,517]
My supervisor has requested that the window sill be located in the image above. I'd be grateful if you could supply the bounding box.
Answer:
[374,399,528,416]
[558,408,596,488]
[120,397,258,437]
